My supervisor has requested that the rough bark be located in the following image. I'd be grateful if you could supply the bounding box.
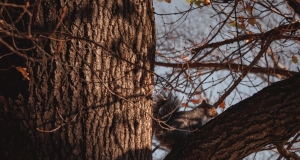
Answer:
[0,0,155,159]
[165,73,300,160]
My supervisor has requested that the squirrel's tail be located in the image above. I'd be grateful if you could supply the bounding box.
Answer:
[152,93,180,150]
[153,93,180,121]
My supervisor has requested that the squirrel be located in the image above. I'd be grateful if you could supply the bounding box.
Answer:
[152,93,218,150]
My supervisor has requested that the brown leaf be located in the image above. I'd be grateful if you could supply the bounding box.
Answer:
[245,3,253,13]
[248,17,256,26]
[182,102,188,108]
[191,98,202,104]
[219,101,226,109]
[292,55,298,63]
[204,0,210,5]
[15,66,30,80]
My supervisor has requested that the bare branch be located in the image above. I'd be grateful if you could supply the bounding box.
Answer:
[155,61,298,77]
[275,142,300,160]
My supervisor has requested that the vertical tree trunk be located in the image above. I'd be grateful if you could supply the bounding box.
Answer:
[0,0,155,159]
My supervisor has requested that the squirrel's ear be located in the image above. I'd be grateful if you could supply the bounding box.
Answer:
[202,100,207,104]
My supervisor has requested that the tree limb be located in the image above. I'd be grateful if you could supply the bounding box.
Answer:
[275,142,300,160]
[155,61,297,78]
[165,73,300,160]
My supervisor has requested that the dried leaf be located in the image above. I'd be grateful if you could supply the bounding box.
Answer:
[186,0,192,4]
[229,21,243,29]
[219,101,226,109]
[198,70,203,75]
[238,16,244,23]
[15,66,30,80]
[204,0,210,5]
[182,103,188,108]
[240,22,246,30]
[191,98,202,104]
[181,55,189,61]
[248,17,256,26]
[245,3,253,13]
[292,55,298,63]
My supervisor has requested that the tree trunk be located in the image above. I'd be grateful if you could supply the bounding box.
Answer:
[0,0,155,159]
[165,73,300,160]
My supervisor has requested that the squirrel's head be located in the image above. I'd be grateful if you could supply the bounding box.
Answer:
[199,100,218,118]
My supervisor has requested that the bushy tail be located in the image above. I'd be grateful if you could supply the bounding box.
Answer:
[152,93,180,150]
[152,93,218,150]
[153,93,180,121]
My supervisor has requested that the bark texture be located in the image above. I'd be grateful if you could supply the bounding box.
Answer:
[165,73,300,160]
[0,0,155,159]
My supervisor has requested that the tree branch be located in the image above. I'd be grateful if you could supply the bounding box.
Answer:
[191,21,300,54]
[155,62,297,78]
[275,142,300,160]
[165,73,300,160]
[277,133,300,160]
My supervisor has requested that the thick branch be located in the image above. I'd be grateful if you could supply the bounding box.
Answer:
[165,73,300,160]
[191,22,300,53]
[277,133,300,160]
[287,0,300,16]
[275,142,300,160]
[155,62,297,77]
[214,40,271,107]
